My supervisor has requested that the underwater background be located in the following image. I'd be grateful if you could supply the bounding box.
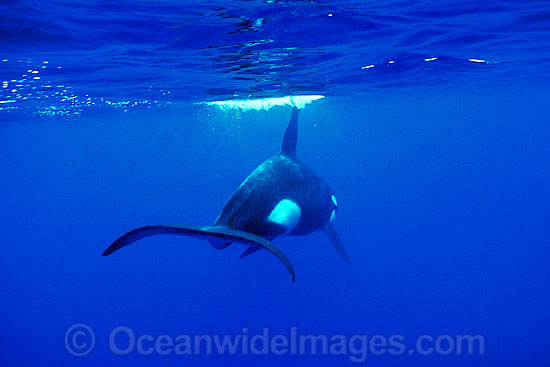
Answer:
[1,0,549,365]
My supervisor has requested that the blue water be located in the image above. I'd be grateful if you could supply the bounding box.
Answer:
[1,1,549,366]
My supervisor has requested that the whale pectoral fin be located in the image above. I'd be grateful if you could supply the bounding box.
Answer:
[103,225,295,281]
[239,246,261,258]
[323,223,352,263]
[209,239,232,249]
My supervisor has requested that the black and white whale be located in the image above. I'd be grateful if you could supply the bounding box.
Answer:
[103,107,351,281]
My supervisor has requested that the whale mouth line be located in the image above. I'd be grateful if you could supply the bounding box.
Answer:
[201,95,325,111]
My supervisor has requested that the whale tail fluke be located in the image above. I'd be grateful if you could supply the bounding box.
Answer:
[103,224,295,281]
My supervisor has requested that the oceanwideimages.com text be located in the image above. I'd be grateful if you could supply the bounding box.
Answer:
[65,324,485,362]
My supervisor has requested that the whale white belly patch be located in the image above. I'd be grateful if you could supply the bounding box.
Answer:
[268,199,301,235]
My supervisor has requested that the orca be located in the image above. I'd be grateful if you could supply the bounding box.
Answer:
[103,107,351,281]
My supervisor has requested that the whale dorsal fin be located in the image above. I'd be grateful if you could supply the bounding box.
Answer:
[281,107,299,157]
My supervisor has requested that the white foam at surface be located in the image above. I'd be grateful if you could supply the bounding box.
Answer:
[204,95,325,111]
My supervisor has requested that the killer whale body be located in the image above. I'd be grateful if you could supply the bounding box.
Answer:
[103,107,351,281]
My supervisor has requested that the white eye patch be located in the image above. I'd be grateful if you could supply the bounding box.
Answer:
[330,209,336,223]
[268,199,301,235]
[331,194,338,206]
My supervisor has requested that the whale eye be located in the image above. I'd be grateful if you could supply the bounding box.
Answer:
[329,195,338,222]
